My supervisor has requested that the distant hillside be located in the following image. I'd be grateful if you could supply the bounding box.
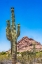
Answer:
[17,36,42,52]
[6,36,42,53]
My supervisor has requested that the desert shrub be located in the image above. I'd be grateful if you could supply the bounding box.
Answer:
[0,51,6,55]
[17,52,20,54]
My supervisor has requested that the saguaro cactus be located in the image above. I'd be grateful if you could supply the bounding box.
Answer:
[6,7,20,64]
[33,42,36,64]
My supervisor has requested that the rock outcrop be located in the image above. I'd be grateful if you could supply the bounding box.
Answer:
[17,36,42,52]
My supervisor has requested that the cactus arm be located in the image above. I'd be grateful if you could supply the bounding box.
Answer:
[11,41,13,55]
[6,20,10,27]
[17,24,20,37]
[6,20,12,40]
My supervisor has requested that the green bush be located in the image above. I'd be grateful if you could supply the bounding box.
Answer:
[0,51,6,55]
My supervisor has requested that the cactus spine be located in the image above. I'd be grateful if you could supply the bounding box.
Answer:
[6,7,20,64]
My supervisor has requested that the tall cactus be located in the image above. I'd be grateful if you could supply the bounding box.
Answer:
[6,7,20,64]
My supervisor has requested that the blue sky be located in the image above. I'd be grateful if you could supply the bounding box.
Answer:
[0,0,42,52]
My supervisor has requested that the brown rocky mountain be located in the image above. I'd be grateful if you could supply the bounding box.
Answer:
[17,36,42,52]
[6,36,42,53]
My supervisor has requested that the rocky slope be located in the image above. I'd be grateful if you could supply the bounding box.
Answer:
[17,36,42,52]
[6,36,42,53]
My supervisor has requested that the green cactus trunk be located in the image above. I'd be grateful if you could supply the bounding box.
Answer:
[6,7,20,64]
[12,41,17,64]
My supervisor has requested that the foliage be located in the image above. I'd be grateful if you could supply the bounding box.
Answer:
[0,51,6,55]
[0,52,11,61]
[17,51,42,64]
